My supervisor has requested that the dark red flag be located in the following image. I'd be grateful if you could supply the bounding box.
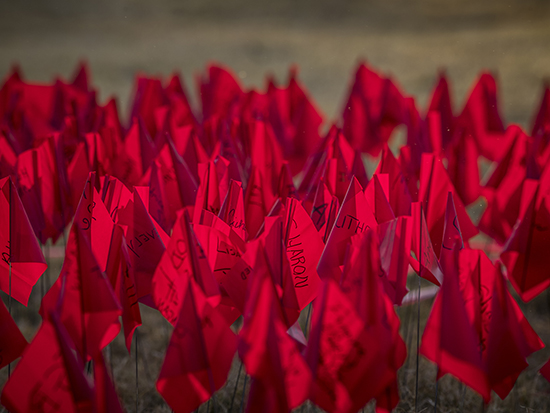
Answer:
[0,176,47,305]
[157,278,237,413]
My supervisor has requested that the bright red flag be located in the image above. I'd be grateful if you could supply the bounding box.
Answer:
[105,225,142,352]
[305,278,394,413]
[317,177,377,281]
[375,145,412,217]
[152,210,220,324]
[364,174,395,224]
[378,216,412,305]
[218,179,248,242]
[409,201,444,286]
[341,229,406,412]
[284,197,323,309]
[117,189,167,306]
[418,153,478,256]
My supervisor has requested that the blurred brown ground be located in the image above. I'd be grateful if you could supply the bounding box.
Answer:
[1,0,550,126]
[2,1,550,412]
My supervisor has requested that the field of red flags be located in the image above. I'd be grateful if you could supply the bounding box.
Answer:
[0,59,550,413]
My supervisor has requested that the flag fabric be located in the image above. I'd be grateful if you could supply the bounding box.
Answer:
[156,278,237,413]
[0,176,47,305]
[40,224,121,360]
[1,313,95,413]
[420,241,491,402]
[0,298,27,369]
[317,177,377,281]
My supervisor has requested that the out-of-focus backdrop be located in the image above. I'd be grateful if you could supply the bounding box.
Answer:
[1,0,549,127]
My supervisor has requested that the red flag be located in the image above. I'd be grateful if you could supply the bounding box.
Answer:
[364,174,395,224]
[541,358,550,383]
[284,197,323,309]
[117,189,167,305]
[458,72,509,162]
[458,249,544,399]
[378,216,412,305]
[532,82,550,137]
[446,129,480,206]
[242,305,311,413]
[420,241,491,402]
[0,298,27,369]
[0,176,47,305]
[121,118,156,186]
[418,153,478,256]
[478,126,531,244]
[40,224,121,359]
[500,180,550,301]
[67,142,92,210]
[152,210,220,324]
[375,145,412,217]
[351,150,369,189]
[266,67,323,174]
[218,179,248,242]
[0,133,17,178]
[17,139,69,243]
[105,225,142,352]
[199,64,243,121]
[440,192,466,277]
[239,247,311,412]
[73,172,114,272]
[341,229,406,412]
[148,159,171,232]
[245,166,274,239]
[94,352,124,413]
[317,177,377,281]
[193,157,230,222]
[305,278,394,413]
[342,62,405,156]
[1,314,94,413]
[310,179,339,242]
[409,201,444,286]
[245,225,301,328]
[193,214,243,324]
[485,271,535,399]
[277,161,297,203]
[427,71,454,150]
[157,278,237,413]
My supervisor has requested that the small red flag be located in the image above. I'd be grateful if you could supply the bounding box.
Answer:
[157,278,237,413]
[0,298,27,369]
[40,224,121,359]
[0,176,47,305]
[421,241,491,402]
[317,177,377,282]
[1,314,94,413]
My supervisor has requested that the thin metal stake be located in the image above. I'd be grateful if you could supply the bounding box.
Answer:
[135,330,139,413]
[304,303,313,338]
[239,374,248,413]
[8,262,12,379]
[415,204,423,413]
[434,367,439,413]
